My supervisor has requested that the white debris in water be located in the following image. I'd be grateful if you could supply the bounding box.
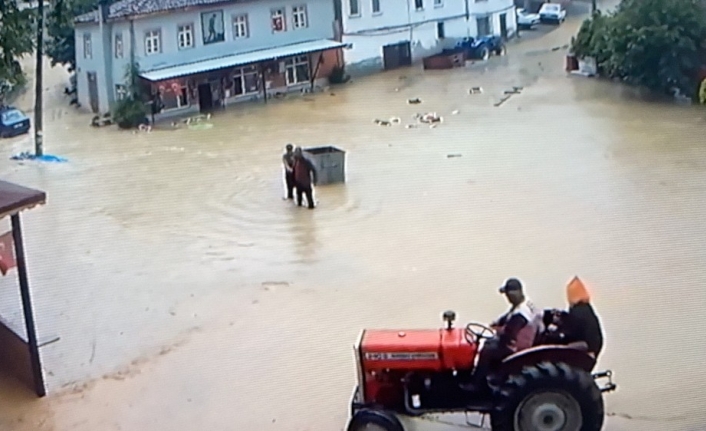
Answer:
[451,110,460,115]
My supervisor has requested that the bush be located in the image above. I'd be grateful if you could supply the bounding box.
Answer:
[328,65,350,85]
[700,78,706,105]
[112,97,147,129]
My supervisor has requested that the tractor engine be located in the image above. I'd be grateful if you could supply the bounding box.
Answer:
[353,312,477,414]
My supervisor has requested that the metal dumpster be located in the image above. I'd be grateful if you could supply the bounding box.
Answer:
[303,146,346,185]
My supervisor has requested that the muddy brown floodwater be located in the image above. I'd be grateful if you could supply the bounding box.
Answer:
[1,10,706,431]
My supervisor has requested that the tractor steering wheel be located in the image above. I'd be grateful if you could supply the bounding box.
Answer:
[465,322,496,345]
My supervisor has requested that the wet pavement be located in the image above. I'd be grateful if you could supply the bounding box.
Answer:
[1,5,706,430]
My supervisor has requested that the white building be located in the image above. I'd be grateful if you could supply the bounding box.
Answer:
[334,0,517,73]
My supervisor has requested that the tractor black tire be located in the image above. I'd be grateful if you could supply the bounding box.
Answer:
[491,362,604,431]
[347,408,405,431]
[480,47,490,61]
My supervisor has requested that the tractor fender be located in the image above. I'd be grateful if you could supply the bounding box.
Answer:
[498,345,597,376]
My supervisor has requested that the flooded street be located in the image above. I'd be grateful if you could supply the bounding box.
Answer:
[1,8,706,431]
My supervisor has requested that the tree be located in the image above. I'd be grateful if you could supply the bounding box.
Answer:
[0,0,36,102]
[45,0,100,72]
[572,0,706,98]
[112,62,149,129]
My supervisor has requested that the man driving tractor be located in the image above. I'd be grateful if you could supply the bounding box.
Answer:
[461,278,544,394]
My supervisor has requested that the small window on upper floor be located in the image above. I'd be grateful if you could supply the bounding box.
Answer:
[434,0,443,7]
[232,14,250,39]
[349,0,360,16]
[177,24,194,49]
[372,0,381,14]
[83,33,92,59]
[145,29,162,56]
[414,0,424,10]
[292,5,308,29]
[114,33,123,58]
[271,8,286,33]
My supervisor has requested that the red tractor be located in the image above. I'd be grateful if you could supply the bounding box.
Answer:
[346,310,617,431]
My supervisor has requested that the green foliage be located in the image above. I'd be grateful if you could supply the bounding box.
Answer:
[328,65,350,85]
[571,0,706,97]
[46,0,102,72]
[700,78,706,104]
[112,62,148,129]
[0,0,36,101]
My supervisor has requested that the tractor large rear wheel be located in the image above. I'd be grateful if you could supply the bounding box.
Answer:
[347,409,404,431]
[491,362,604,431]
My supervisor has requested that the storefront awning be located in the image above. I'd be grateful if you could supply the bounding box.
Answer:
[140,39,350,82]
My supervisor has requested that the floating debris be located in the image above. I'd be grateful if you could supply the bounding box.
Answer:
[10,152,68,162]
[374,119,392,126]
[389,117,401,124]
[504,88,522,95]
[408,98,422,104]
[416,112,443,124]
[405,124,418,129]
[447,154,462,158]
[469,87,483,94]
[494,95,513,107]
[451,110,460,115]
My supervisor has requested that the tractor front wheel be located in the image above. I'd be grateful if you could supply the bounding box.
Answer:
[491,362,604,431]
[347,409,404,431]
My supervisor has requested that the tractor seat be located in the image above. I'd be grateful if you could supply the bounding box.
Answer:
[566,341,589,352]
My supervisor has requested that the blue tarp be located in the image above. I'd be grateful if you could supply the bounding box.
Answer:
[10,152,68,162]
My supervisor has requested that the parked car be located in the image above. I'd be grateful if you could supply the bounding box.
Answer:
[539,2,566,23]
[517,8,541,29]
[0,106,31,138]
[456,35,506,61]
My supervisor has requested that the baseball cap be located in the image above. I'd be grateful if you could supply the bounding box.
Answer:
[499,278,523,294]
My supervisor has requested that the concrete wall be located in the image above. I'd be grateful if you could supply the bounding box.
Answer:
[75,0,337,113]
[338,0,516,74]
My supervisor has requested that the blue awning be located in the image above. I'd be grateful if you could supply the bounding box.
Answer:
[140,39,349,82]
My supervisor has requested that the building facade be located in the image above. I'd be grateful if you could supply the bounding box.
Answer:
[74,0,347,117]
[334,0,517,73]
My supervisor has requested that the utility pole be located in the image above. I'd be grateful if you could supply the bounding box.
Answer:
[591,0,597,13]
[34,0,45,157]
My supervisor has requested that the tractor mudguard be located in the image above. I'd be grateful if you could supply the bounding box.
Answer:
[498,344,597,377]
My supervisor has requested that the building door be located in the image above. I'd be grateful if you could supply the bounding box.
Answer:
[476,16,491,36]
[197,83,213,112]
[86,72,99,114]
[382,42,412,71]
[499,13,508,39]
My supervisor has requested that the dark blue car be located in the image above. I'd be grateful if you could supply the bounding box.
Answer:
[0,106,31,138]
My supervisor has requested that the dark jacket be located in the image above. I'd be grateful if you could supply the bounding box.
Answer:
[565,302,604,356]
[293,156,318,187]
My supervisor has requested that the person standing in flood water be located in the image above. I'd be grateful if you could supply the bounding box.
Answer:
[292,147,318,209]
[282,144,295,200]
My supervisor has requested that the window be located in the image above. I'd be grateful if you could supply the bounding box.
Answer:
[433,0,442,6]
[348,0,359,16]
[414,0,423,10]
[436,21,445,39]
[372,0,380,14]
[292,5,308,29]
[232,14,249,39]
[284,55,310,86]
[83,33,92,59]
[161,85,190,110]
[114,33,123,58]
[177,24,194,49]
[271,8,286,32]
[115,84,127,101]
[476,16,491,36]
[145,29,161,55]
[232,65,259,96]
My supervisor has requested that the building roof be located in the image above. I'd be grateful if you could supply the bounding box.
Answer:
[0,181,46,220]
[75,0,235,24]
[140,39,348,81]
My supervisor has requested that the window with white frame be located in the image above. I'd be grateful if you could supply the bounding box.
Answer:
[271,8,286,32]
[114,33,123,58]
[433,0,442,7]
[83,33,92,59]
[145,29,161,55]
[177,24,194,49]
[115,84,127,101]
[292,5,308,29]
[232,65,259,96]
[414,0,423,10]
[372,0,380,13]
[348,0,359,16]
[284,55,310,86]
[232,14,249,39]
[161,85,190,110]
